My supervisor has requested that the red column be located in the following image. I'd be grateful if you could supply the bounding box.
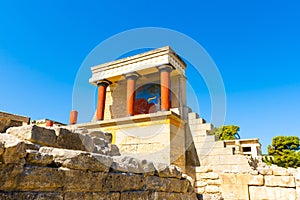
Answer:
[96,81,110,120]
[125,73,139,116]
[159,65,173,111]
[69,110,78,124]
[46,120,53,127]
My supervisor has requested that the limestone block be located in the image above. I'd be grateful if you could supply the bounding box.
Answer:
[199,123,214,131]
[236,174,250,185]
[205,185,219,193]
[7,125,56,146]
[195,180,208,187]
[0,164,24,190]
[271,165,290,176]
[249,186,296,200]
[265,175,296,187]
[220,173,250,200]
[248,175,264,186]
[197,172,219,180]
[192,130,207,137]
[64,192,120,200]
[93,145,109,155]
[296,188,300,200]
[63,169,107,192]
[195,166,213,173]
[39,147,112,172]
[221,183,249,200]
[25,150,54,166]
[149,192,169,200]
[92,137,108,148]
[167,178,183,193]
[188,112,199,120]
[0,133,26,164]
[103,173,145,192]
[24,141,41,150]
[111,156,155,175]
[180,179,191,194]
[154,163,182,178]
[109,144,121,156]
[189,123,203,131]
[120,191,150,200]
[207,179,222,185]
[55,128,94,152]
[257,166,273,175]
[0,192,64,200]
[16,166,64,191]
[145,176,168,192]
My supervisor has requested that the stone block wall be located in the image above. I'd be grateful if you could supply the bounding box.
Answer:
[0,111,30,133]
[194,166,223,199]
[0,125,196,200]
[82,111,189,176]
[194,164,300,200]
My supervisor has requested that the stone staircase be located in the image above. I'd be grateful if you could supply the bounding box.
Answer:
[187,112,251,172]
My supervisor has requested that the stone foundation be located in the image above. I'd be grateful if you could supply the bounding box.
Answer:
[77,111,188,174]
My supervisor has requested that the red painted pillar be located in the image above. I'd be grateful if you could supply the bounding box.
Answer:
[46,120,53,127]
[96,81,110,120]
[125,73,139,116]
[159,65,173,111]
[69,110,78,124]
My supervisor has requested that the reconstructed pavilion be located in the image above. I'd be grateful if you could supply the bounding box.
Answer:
[76,46,198,173]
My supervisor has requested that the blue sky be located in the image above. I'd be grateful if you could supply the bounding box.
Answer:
[0,1,299,153]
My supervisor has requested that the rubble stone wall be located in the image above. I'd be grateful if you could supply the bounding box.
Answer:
[0,125,197,200]
[0,111,30,133]
[195,164,300,200]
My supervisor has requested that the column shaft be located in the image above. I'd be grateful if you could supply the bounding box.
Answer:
[126,74,138,116]
[69,110,78,124]
[97,81,109,120]
[159,66,173,111]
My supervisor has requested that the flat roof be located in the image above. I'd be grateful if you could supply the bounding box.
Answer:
[89,46,187,85]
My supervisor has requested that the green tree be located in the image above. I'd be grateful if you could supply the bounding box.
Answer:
[265,136,300,168]
[209,125,240,140]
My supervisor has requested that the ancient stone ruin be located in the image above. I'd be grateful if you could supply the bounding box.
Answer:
[0,125,197,199]
[1,46,300,199]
